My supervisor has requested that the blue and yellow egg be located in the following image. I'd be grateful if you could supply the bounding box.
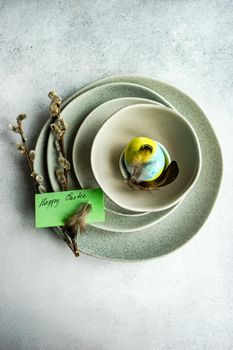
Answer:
[120,137,170,182]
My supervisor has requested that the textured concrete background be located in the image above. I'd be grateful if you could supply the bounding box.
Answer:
[0,1,233,349]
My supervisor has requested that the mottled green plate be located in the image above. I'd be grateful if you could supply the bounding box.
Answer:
[46,82,176,232]
[36,75,222,261]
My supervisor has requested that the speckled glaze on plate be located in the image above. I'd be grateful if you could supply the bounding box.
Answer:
[36,75,222,261]
[46,82,175,232]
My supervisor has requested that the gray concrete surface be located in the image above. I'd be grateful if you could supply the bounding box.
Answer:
[0,1,233,349]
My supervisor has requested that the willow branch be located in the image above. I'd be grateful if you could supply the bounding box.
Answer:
[9,114,79,257]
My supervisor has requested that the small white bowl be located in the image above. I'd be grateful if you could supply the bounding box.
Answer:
[91,104,202,212]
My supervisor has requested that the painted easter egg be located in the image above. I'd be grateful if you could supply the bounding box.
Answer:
[120,137,170,183]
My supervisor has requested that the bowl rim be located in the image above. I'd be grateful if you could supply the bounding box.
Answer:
[91,103,202,212]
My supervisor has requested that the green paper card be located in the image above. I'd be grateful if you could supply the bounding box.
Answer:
[35,188,105,228]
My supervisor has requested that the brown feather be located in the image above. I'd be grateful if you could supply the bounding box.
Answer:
[65,203,92,238]
[126,161,179,191]
[141,161,179,188]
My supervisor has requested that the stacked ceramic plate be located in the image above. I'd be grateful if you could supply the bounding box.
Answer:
[35,75,222,261]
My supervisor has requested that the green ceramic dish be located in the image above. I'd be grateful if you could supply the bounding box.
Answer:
[46,82,176,232]
[36,75,222,261]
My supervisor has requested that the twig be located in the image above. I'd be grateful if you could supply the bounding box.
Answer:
[48,91,70,191]
[9,114,79,257]
[66,203,92,235]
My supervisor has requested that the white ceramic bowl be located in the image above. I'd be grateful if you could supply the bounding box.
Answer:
[91,104,202,212]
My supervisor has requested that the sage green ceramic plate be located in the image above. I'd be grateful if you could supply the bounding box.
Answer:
[36,75,222,260]
[46,82,176,232]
